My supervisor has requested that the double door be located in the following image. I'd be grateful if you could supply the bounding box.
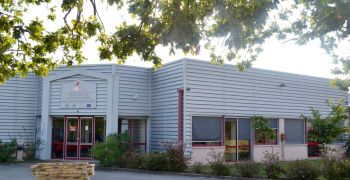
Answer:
[224,118,251,161]
[65,117,94,160]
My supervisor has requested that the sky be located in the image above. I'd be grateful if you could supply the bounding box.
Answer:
[25,1,349,79]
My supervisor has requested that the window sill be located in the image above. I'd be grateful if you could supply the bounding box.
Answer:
[192,145,225,149]
[254,144,279,147]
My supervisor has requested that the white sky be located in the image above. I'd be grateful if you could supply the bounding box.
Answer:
[25,1,349,79]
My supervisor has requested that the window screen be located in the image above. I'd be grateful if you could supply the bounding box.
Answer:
[285,119,305,144]
[192,116,222,142]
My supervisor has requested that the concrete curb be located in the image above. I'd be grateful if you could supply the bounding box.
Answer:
[96,166,269,180]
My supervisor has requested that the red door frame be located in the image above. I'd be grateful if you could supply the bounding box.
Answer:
[64,116,95,160]
[127,119,147,152]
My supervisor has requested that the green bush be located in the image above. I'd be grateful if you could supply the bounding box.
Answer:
[262,151,284,179]
[0,139,17,163]
[234,161,261,178]
[207,150,231,176]
[141,152,168,171]
[285,160,320,180]
[91,133,130,166]
[117,151,144,169]
[322,159,350,180]
[141,142,188,172]
[190,162,203,174]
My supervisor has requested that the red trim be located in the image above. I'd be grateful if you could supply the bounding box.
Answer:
[178,89,184,144]
[77,116,80,159]
[63,116,66,159]
[129,119,133,145]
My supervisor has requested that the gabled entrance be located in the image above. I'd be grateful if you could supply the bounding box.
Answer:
[51,116,106,160]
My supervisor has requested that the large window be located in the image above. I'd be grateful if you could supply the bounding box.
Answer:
[285,119,305,144]
[254,119,278,145]
[192,116,222,146]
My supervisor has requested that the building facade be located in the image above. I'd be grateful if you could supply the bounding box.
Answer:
[0,58,347,162]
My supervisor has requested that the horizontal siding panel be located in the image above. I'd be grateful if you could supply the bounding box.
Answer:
[0,75,38,143]
[150,60,183,152]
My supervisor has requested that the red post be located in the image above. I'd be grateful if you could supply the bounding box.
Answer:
[178,89,184,144]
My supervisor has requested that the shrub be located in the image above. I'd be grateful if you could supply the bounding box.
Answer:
[190,162,203,174]
[141,152,168,171]
[163,142,187,172]
[322,159,350,180]
[117,151,144,169]
[91,133,130,166]
[207,150,231,176]
[285,160,320,180]
[234,161,261,178]
[141,142,188,172]
[262,151,284,179]
[0,139,17,163]
[24,138,43,159]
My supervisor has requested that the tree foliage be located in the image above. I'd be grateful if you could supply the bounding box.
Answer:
[252,115,276,140]
[302,100,349,144]
[1,0,350,84]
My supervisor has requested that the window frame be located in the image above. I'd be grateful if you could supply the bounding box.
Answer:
[191,116,224,147]
[254,128,278,145]
[254,119,279,145]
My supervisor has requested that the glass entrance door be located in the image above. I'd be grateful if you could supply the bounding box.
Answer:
[224,118,252,161]
[80,117,93,159]
[66,117,79,159]
[225,119,237,161]
[65,116,95,160]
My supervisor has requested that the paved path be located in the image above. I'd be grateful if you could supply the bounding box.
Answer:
[0,164,219,180]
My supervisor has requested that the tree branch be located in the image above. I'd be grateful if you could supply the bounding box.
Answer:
[64,8,73,35]
[90,0,105,30]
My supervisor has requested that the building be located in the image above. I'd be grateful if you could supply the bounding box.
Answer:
[0,58,347,162]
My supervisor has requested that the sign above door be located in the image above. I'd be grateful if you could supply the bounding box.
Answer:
[61,80,96,109]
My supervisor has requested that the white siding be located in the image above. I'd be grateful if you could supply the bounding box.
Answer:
[0,74,38,144]
[116,66,150,116]
[150,60,184,151]
[185,59,346,118]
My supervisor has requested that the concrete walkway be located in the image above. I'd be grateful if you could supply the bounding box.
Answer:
[0,163,220,180]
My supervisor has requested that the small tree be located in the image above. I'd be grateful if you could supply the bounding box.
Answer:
[253,115,275,140]
[302,100,349,144]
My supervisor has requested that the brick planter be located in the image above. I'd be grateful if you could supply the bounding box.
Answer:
[30,162,95,180]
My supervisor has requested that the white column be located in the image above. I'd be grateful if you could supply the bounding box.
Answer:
[106,75,117,135]
[279,118,285,160]
[39,80,52,160]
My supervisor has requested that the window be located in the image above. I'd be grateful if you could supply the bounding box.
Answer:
[254,119,278,145]
[95,117,106,143]
[285,119,305,144]
[192,116,222,146]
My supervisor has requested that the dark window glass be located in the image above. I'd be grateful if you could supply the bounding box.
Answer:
[285,119,305,144]
[51,117,64,159]
[95,117,106,143]
[192,116,222,145]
